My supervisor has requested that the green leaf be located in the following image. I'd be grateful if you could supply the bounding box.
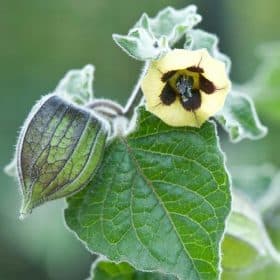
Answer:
[113,5,201,61]
[89,258,176,280]
[55,64,95,105]
[134,13,153,36]
[232,164,276,201]
[186,29,231,73]
[222,264,280,280]
[247,43,280,122]
[65,107,231,280]
[113,29,163,61]
[215,91,267,143]
[221,191,280,279]
[17,94,107,217]
[89,192,280,280]
[226,165,280,279]
[4,156,17,178]
[146,5,201,44]
[231,164,280,213]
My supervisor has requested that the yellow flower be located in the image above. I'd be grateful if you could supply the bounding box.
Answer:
[141,49,231,127]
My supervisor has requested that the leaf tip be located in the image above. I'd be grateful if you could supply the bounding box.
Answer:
[4,158,17,178]
[19,198,33,220]
[112,33,122,42]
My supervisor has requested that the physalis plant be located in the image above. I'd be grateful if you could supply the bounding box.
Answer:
[5,5,271,280]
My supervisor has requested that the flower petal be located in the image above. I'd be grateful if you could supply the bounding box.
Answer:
[199,51,229,89]
[196,87,230,125]
[141,64,165,107]
[147,99,199,127]
[141,49,231,127]
[154,49,208,73]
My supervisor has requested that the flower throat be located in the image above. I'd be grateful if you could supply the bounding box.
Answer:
[160,72,202,111]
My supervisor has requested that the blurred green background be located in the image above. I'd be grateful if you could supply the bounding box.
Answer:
[0,1,279,279]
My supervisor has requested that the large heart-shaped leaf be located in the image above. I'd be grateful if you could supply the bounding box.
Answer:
[65,108,231,280]
[88,192,280,280]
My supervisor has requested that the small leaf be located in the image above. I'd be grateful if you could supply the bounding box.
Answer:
[4,156,17,178]
[186,29,231,73]
[231,164,280,213]
[114,5,201,61]
[55,64,95,105]
[232,164,276,201]
[17,94,107,217]
[221,191,280,278]
[89,258,176,280]
[113,29,163,61]
[134,13,152,34]
[148,5,201,43]
[247,43,280,122]
[65,107,231,280]
[215,91,267,143]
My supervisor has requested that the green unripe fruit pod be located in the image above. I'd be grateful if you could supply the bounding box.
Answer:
[16,94,107,218]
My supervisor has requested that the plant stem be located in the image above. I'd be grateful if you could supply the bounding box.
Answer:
[86,61,149,119]
[86,99,124,115]
[123,61,150,118]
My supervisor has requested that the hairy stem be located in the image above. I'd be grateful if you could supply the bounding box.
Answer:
[123,61,150,118]
[86,62,149,120]
[86,99,124,115]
